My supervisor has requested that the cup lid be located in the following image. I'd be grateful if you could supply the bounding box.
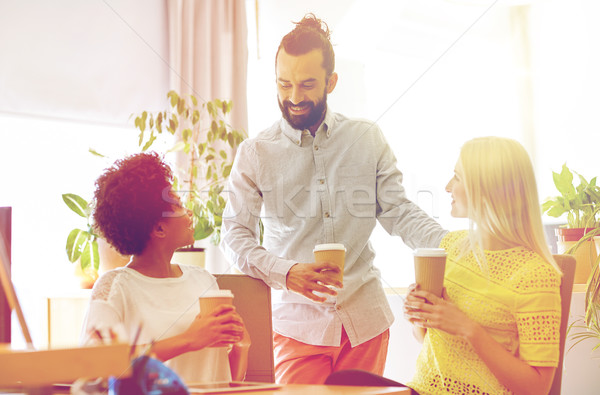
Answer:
[414,248,446,257]
[313,243,346,252]
[200,289,234,298]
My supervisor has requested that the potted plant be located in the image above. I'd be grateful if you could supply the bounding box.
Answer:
[62,193,99,288]
[132,90,247,268]
[63,193,131,287]
[542,163,600,284]
[567,230,600,353]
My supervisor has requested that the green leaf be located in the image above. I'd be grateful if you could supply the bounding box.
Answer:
[142,134,157,151]
[194,217,213,240]
[546,206,565,218]
[88,148,105,157]
[223,164,232,178]
[182,128,192,141]
[177,97,185,115]
[169,115,178,132]
[224,100,233,114]
[138,128,144,147]
[207,101,217,119]
[190,94,198,107]
[219,150,227,159]
[84,239,100,271]
[554,164,575,199]
[135,115,146,133]
[213,214,222,228]
[167,141,186,153]
[62,194,89,217]
[168,90,179,107]
[66,229,90,263]
[192,110,200,124]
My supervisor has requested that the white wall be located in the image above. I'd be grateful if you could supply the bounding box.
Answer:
[0,0,170,347]
[247,0,600,289]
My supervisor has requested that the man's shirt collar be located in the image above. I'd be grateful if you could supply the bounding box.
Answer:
[281,106,336,146]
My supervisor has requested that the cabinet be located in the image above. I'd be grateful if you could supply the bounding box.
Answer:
[45,290,90,348]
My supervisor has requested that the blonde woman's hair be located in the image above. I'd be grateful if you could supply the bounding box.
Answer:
[458,136,561,274]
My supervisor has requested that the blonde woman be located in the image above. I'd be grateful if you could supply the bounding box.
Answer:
[404,137,562,394]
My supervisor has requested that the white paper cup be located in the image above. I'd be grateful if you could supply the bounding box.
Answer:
[199,289,234,315]
[313,243,346,284]
[414,248,446,297]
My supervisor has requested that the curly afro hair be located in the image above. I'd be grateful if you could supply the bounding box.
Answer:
[92,152,174,255]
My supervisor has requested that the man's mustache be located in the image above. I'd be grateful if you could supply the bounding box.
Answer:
[284,100,314,110]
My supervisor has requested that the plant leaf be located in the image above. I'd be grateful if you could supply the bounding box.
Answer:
[66,229,89,263]
[168,90,179,107]
[142,134,157,151]
[223,164,232,178]
[194,217,213,240]
[88,148,105,157]
[167,141,186,153]
[182,128,192,142]
[62,194,89,217]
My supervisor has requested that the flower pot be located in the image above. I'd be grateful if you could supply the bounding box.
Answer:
[73,261,98,289]
[556,228,599,284]
[555,227,596,242]
[172,247,206,268]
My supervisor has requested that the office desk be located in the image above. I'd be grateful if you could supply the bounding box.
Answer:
[222,384,410,394]
[1,384,411,395]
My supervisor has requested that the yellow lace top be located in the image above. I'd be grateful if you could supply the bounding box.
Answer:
[409,231,561,395]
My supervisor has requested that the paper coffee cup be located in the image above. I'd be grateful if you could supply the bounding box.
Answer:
[199,289,234,315]
[414,248,446,297]
[313,243,346,283]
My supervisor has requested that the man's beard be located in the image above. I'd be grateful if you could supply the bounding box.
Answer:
[278,92,327,131]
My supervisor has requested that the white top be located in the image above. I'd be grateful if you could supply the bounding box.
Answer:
[80,265,232,383]
[222,107,447,347]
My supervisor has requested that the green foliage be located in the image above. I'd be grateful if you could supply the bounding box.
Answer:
[133,90,247,245]
[568,227,600,326]
[541,164,600,228]
[62,193,99,272]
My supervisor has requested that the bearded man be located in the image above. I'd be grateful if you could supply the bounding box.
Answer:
[222,13,446,385]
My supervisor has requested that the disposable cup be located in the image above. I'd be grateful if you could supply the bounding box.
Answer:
[199,289,234,315]
[414,248,446,297]
[313,243,346,284]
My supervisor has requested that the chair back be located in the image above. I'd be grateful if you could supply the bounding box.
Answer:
[216,274,274,383]
[549,254,576,395]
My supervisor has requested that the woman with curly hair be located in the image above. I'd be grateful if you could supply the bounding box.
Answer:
[80,152,249,383]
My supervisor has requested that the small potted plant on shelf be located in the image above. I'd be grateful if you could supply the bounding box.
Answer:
[132,90,247,267]
[541,163,600,283]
